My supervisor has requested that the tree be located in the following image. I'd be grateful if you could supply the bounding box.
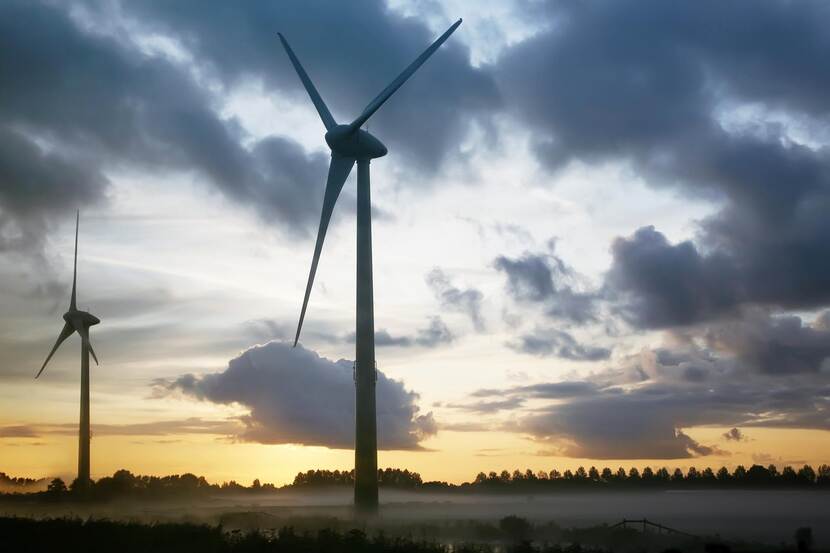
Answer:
[746,464,771,485]
[601,467,613,482]
[716,466,730,482]
[641,467,654,482]
[575,466,587,480]
[671,468,684,482]
[500,516,532,543]
[701,467,716,484]
[732,465,747,481]
[628,467,640,482]
[548,469,561,480]
[797,465,816,485]
[686,466,699,482]
[588,466,600,481]
[47,478,67,495]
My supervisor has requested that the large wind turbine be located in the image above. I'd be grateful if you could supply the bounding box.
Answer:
[36,211,100,490]
[279,20,462,511]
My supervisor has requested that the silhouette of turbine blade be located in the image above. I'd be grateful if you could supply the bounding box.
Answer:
[278,32,337,131]
[70,321,98,365]
[70,210,79,311]
[36,322,74,378]
[349,18,462,132]
[294,154,356,346]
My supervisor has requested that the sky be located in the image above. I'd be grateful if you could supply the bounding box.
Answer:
[1,0,829,486]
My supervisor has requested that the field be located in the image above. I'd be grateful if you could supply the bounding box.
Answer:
[2,489,827,552]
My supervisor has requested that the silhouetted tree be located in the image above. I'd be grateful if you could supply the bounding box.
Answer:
[782,465,798,484]
[499,515,531,543]
[797,465,816,484]
[732,465,747,482]
[46,478,66,495]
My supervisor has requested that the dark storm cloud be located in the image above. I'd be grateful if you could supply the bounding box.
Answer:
[498,0,830,325]
[159,342,436,450]
[704,310,830,374]
[494,242,598,325]
[508,327,611,361]
[123,0,500,171]
[606,226,740,328]
[425,268,485,331]
[467,346,828,459]
[0,0,331,250]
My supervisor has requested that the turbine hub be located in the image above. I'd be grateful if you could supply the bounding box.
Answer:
[325,125,387,160]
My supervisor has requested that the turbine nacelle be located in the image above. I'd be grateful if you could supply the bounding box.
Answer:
[63,310,101,328]
[325,125,387,160]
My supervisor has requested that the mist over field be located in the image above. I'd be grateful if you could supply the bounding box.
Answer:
[2,489,828,547]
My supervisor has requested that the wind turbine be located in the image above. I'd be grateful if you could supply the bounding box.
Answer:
[36,211,100,490]
[279,19,462,512]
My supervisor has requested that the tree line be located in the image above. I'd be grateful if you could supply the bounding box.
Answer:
[465,463,830,490]
[2,463,829,500]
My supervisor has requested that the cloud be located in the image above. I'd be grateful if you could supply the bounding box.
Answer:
[606,226,740,328]
[466,344,828,459]
[508,327,611,361]
[124,0,500,172]
[0,418,239,438]
[722,427,746,442]
[158,341,436,450]
[344,317,454,348]
[494,241,598,325]
[0,425,40,439]
[703,310,830,374]
[446,396,525,414]
[0,0,332,251]
[425,268,485,331]
[497,0,830,327]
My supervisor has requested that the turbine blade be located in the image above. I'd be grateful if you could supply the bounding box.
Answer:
[349,18,462,131]
[70,210,79,310]
[294,155,356,346]
[278,33,337,131]
[86,333,99,365]
[36,322,75,378]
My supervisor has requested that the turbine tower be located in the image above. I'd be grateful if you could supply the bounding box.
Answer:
[36,211,100,490]
[279,19,462,512]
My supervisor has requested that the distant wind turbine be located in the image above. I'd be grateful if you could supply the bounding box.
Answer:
[36,211,100,490]
[279,19,462,512]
